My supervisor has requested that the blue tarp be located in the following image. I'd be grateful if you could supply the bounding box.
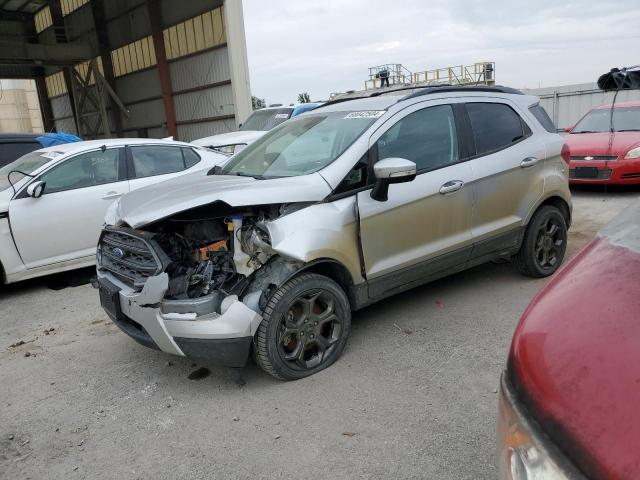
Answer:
[291,103,324,117]
[36,132,82,148]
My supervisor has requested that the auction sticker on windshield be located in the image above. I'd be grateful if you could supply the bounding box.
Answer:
[344,111,385,119]
[274,114,289,119]
[42,151,64,160]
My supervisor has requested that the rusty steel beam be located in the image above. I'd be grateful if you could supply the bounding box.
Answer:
[90,0,123,137]
[49,0,81,136]
[34,74,55,133]
[147,0,178,139]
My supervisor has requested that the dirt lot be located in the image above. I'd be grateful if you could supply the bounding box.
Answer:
[1,187,639,480]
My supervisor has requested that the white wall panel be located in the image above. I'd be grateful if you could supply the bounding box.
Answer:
[115,68,162,104]
[173,84,234,122]
[169,48,231,92]
[54,117,77,135]
[121,99,166,130]
[177,119,233,142]
[51,94,73,119]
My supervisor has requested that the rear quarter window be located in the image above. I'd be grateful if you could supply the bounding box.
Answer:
[529,105,556,133]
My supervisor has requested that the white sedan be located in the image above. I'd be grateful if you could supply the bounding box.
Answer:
[0,138,225,284]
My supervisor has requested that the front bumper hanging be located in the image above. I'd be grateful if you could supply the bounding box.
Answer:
[96,271,262,368]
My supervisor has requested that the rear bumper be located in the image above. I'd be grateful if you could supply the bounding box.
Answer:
[569,158,640,184]
[96,271,261,367]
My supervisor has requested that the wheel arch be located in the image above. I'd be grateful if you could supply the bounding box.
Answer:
[245,256,365,312]
[298,259,359,306]
[530,195,572,228]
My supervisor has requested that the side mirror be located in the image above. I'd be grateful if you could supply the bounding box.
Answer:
[26,180,45,198]
[564,126,573,133]
[238,123,243,128]
[370,157,416,202]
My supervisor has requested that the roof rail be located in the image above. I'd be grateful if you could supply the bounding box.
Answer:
[402,85,523,100]
[314,96,369,109]
[369,84,452,97]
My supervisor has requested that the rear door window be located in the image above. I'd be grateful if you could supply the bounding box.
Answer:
[466,103,531,155]
[130,145,187,178]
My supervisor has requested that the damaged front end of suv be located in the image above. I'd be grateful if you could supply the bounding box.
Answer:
[97,204,285,366]
[95,108,382,380]
[95,168,363,380]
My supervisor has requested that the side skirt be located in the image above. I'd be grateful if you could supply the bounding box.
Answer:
[353,227,524,310]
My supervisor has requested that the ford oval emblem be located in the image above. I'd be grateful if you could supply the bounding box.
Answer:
[112,247,125,258]
[584,156,594,161]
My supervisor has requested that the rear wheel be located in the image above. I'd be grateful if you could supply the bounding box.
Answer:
[253,273,351,381]
[515,206,567,278]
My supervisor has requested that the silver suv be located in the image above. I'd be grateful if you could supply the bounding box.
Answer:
[96,86,571,380]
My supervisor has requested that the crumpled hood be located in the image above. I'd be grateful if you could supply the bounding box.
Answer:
[191,130,266,148]
[107,170,331,228]
[566,131,640,156]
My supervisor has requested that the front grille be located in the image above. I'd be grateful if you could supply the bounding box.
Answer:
[570,155,618,161]
[621,173,640,179]
[99,229,161,288]
[569,169,612,180]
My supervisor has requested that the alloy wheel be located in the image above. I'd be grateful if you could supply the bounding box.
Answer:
[534,216,566,270]
[277,289,343,371]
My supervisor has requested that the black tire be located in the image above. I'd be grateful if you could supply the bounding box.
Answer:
[515,205,568,278]
[253,273,351,381]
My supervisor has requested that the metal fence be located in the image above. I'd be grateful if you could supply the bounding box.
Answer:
[523,82,640,130]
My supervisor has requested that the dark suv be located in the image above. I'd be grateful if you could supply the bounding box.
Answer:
[0,134,44,168]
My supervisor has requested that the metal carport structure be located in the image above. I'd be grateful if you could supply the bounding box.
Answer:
[0,0,252,141]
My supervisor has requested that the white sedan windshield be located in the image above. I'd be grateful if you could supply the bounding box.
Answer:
[221,111,380,179]
[0,151,54,191]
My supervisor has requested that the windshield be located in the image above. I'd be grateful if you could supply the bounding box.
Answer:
[0,150,53,191]
[240,108,293,131]
[221,111,380,179]
[573,106,640,133]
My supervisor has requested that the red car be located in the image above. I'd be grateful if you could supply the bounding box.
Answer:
[498,201,640,479]
[566,101,640,184]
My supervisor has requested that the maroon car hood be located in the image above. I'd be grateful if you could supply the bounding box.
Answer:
[509,202,640,478]
[566,131,640,156]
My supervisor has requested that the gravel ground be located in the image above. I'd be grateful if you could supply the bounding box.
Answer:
[1,187,639,480]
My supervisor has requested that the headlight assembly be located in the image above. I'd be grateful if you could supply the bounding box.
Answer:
[497,373,585,480]
[624,146,640,159]
[215,145,237,155]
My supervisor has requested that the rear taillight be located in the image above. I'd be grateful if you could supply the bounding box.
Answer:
[561,143,571,165]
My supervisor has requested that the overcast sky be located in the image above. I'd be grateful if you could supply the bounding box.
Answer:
[243,0,640,105]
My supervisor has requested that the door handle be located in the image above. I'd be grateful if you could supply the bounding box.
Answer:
[439,180,464,195]
[102,191,123,200]
[520,157,539,168]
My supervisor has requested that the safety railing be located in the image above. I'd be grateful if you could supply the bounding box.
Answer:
[412,62,495,86]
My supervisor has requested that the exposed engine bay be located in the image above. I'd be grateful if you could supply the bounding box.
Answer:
[139,202,303,302]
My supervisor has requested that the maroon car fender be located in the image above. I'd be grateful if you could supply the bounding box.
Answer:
[508,201,640,479]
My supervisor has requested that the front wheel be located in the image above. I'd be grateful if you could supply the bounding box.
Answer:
[253,273,351,381]
[515,205,568,278]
